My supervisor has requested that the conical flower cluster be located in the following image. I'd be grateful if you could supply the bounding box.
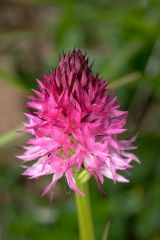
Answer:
[18,50,139,195]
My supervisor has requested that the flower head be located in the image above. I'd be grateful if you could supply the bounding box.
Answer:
[17,50,139,195]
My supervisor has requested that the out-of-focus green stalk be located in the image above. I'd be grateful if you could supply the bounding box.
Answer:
[0,126,22,148]
[102,218,111,240]
[109,71,141,89]
[75,176,94,240]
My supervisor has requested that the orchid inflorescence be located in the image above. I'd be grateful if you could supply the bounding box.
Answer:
[17,50,139,196]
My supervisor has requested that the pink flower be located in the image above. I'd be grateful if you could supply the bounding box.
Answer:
[17,50,139,195]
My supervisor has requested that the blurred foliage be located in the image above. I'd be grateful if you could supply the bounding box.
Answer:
[0,0,160,240]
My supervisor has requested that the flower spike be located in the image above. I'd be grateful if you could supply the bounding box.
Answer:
[17,50,139,195]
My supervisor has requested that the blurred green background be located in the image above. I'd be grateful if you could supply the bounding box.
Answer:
[0,0,160,239]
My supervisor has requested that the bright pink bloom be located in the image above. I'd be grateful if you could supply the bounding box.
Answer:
[17,50,139,195]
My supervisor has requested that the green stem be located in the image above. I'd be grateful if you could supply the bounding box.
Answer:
[75,177,95,240]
